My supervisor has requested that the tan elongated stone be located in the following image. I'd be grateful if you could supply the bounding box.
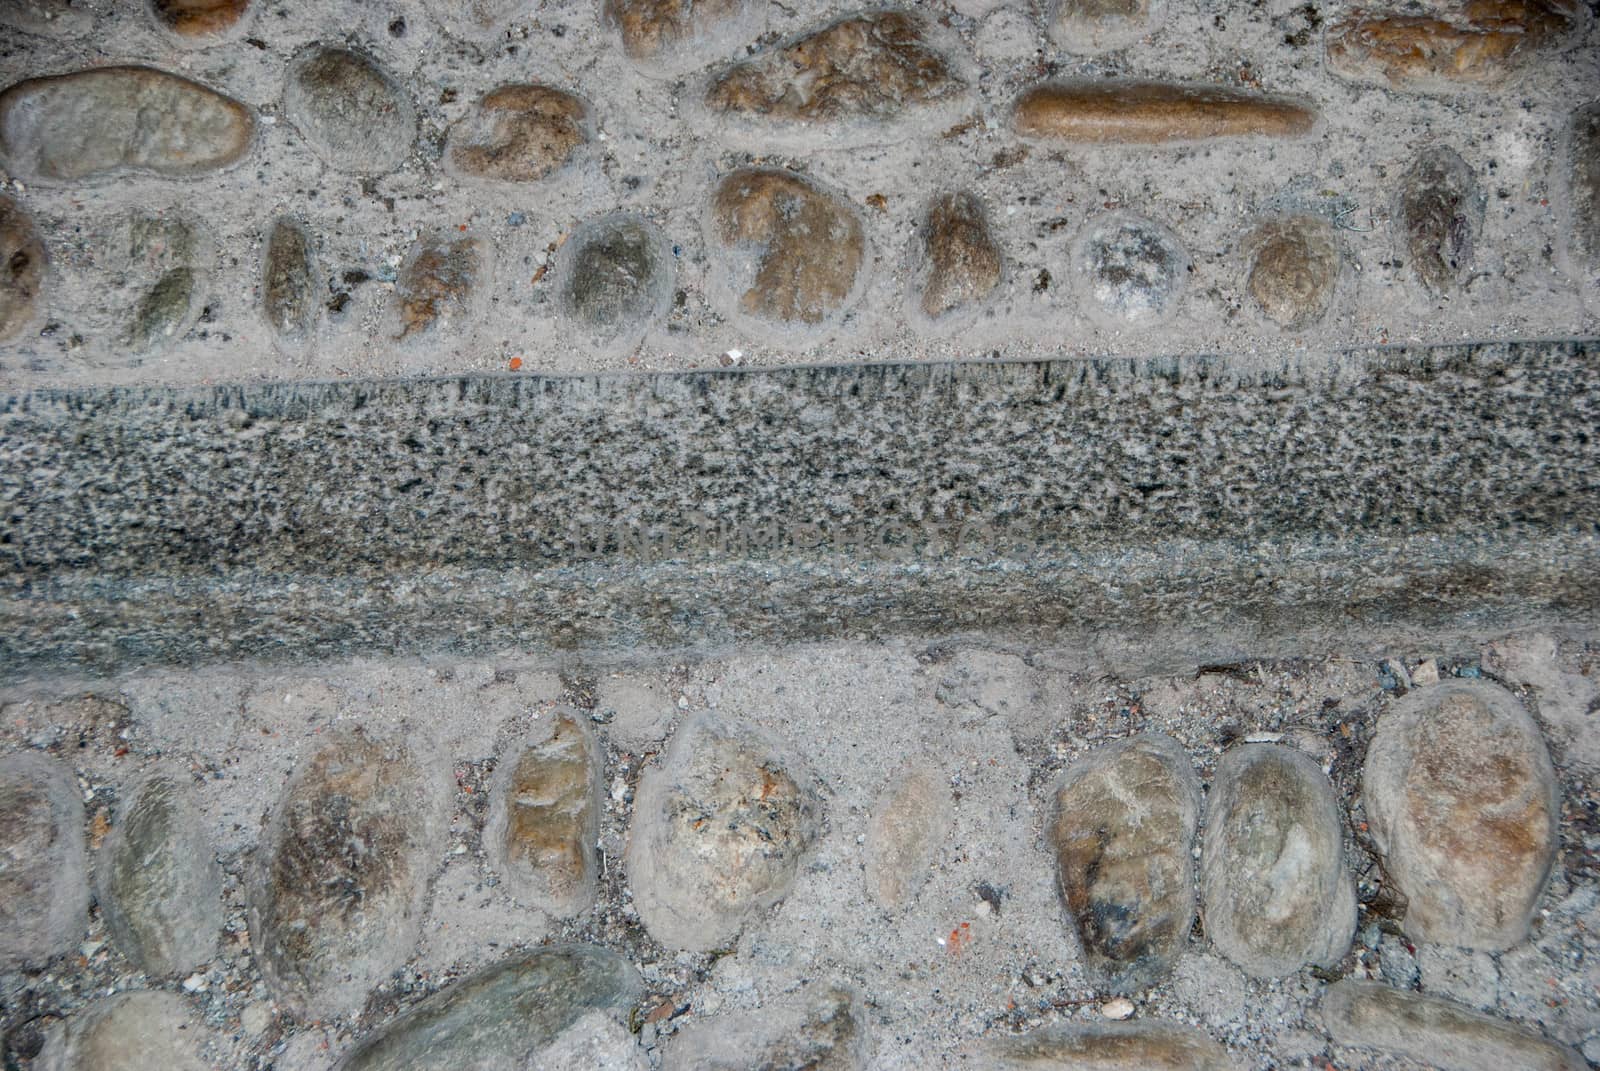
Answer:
[1325,2,1580,92]
[151,0,250,37]
[1199,744,1355,978]
[607,0,745,62]
[1014,81,1316,143]
[250,732,445,1017]
[917,190,1003,322]
[710,168,865,326]
[0,194,46,342]
[980,1020,1232,1070]
[706,11,962,123]
[1049,0,1158,54]
[0,67,254,183]
[1052,733,1200,992]
[1363,681,1557,951]
[445,84,589,183]
[626,714,821,951]
[485,711,600,916]
[1244,215,1341,330]
[1321,980,1585,1071]
[0,752,87,969]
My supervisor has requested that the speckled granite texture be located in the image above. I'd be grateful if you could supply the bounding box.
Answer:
[1,340,1596,678]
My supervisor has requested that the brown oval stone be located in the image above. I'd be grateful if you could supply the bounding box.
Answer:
[1363,681,1558,951]
[151,0,250,37]
[710,168,865,327]
[485,711,600,917]
[706,11,963,123]
[1013,81,1317,143]
[1049,0,1158,54]
[917,190,1003,321]
[1399,145,1482,297]
[606,0,746,62]
[446,85,589,183]
[1052,733,1200,993]
[0,194,46,342]
[1244,215,1341,330]
[0,67,254,184]
[1325,2,1580,92]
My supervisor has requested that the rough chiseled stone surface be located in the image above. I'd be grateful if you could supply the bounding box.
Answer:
[917,190,1002,322]
[250,732,444,1017]
[865,767,947,908]
[1565,101,1600,279]
[1075,213,1189,324]
[0,752,87,969]
[0,194,46,342]
[1400,145,1482,297]
[627,714,821,951]
[334,946,642,1071]
[485,710,600,917]
[1325,2,1580,92]
[1049,0,1157,54]
[1052,733,1200,993]
[710,168,864,326]
[706,12,961,123]
[662,984,862,1071]
[1363,681,1558,951]
[0,67,253,183]
[1321,980,1585,1071]
[1013,82,1316,143]
[445,85,588,183]
[37,991,206,1071]
[151,0,250,37]
[95,774,223,977]
[1199,744,1354,978]
[1244,216,1341,330]
[393,234,484,340]
[558,214,672,339]
[606,0,745,62]
[283,48,414,175]
[980,1020,1233,1070]
[262,217,318,347]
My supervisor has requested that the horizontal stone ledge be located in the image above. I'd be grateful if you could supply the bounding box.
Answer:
[0,338,1596,677]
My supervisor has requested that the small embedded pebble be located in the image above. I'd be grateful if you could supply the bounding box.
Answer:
[261,217,318,347]
[606,0,746,63]
[150,0,251,37]
[39,990,206,1071]
[1324,3,1579,93]
[283,48,414,175]
[982,1020,1232,1070]
[865,766,949,908]
[1398,145,1482,297]
[1244,215,1341,330]
[392,234,485,340]
[661,984,861,1070]
[558,214,672,341]
[916,189,1003,321]
[1013,81,1316,143]
[1074,213,1189,325]
[446,85,589,183]
[1564,101,1600,280]
[129,267,198,353]
[1099,997,1135,1020]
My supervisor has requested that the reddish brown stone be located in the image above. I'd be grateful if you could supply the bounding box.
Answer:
[706,11,961,123]
[1013,81,1316,143]
[151,0,250,36]
[606,0,744,61]
[446,85,588,183]
[488,712,600,916]
[394,235,483,340]
[1325,2,1580,91]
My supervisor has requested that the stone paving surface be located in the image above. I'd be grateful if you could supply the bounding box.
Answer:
[2,634,1599,1069]
[0,0,1593,387]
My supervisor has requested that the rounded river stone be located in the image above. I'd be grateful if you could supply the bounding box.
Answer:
[626,713,822,951]
[1363,681,1558,951]
[37,990,206,1071]
[1051,733,1200,993]
[0,751,87,969]
[917,189,1003,321]
[446,84,588,183]
[1200,744,1355,978]
[1245,215,1341,330]
[262,217,318,346]
[1399,145,1482,297]
[250,732,446,1017]
[558,214,672,339]
[1074,213,1189,324]
[95,774,223,977]
[283,48,414,175]
[865,766,948,909]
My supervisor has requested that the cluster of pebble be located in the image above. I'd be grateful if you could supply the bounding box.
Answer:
[0,671,1585,1068]
[0,0,1595,369]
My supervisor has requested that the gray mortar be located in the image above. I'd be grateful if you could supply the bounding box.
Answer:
[0,338,1596,678]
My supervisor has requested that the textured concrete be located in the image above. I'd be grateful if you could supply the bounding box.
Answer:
[1,339,1597,677]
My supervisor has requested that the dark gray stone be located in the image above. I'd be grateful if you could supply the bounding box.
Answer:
[38,991,206,1071]
[1566,101,1600,280]
[1399,146,1482,297]
[283,48,414,175]
[129,267,197,353]
[1074,213,1188,323]
[0,752,87,968]
[558,215,671,339]
[334,945,642,1071]
[1052,733,1199,992]
[1321,980,1585,1071]
[1199,744,1354,978]
[250,732,446,1017]
[95,774,223,977]
[0,341,1598,677]
[627,714,822,951]
[262,218,317,347]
